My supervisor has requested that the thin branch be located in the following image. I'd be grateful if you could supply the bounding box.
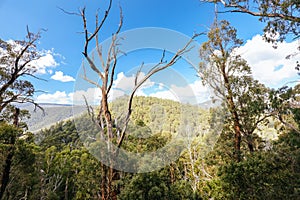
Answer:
[21,73,47,81]
[81,63,102,88]
[115,6,123,35]
[106,7,123,93]
[57,6,81,16]
[83,55,105,81]
[135,62,144,86]
[117,33,201,148]
[95,15,106,71]
[79,1,114,82]
[215,2,300,22]
[81,0,113,56]
[277,114,300,134]
[89,0,113,42]
[248,113,274,135]
[83,95,96,123]
[107,50,118,93]
[224,9,300,22]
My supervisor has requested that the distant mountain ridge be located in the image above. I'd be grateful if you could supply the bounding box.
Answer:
[16,102,72,108]
[22,98,220,132]
[38,103,73,107]
[198,99,222,109]
[21,103,86,132]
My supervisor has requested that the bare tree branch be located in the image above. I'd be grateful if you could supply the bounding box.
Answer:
[117,33,201,148]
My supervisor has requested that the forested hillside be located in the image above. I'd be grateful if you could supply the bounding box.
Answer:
[1,96,299,199]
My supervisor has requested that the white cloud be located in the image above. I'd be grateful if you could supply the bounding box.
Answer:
[51,71,75,82]
[72,87,101,105]
[112,72,210,103]
[109,89,126,101]
[36,72,211,105]
[32,51,59,74]
[36,87,101,105]
[113,72,155,92]
[237,35,300,87]
[70,71,154,104]
[111,72,211,104]
[149,90,179,102]
[36,91,73,104]
[148,80,210,104]
[189,80,211,102]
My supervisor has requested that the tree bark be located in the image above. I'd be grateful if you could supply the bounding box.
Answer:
[101,163,107,200]
[247,142,254,152]
[221,66,242,162]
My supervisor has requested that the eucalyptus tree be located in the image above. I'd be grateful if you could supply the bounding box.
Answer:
[0,28,44,199]
[199,20,270,161]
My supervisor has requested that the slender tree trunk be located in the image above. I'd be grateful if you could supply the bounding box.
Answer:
[0,147,15,199]
[0,108,19,200]
[106,167,112,200]
[101,163,107,200]
[247,138,254,153]
[111,170,120,200]
[221,67,242,162]
[101,91,119,200]
[64,176,69,200]
[233,121,242,161]
[169,163,175,184]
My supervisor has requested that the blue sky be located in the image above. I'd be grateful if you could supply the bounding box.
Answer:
[0,0,299,104]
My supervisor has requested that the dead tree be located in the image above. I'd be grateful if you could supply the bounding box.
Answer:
[68,0,199,199]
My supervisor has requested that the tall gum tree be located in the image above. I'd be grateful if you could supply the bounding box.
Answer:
[199,20,271,161]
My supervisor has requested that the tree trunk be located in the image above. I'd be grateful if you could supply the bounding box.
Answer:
[233,122,242,161]
[221,67,242,162]
[247,139,254,152]
[64,176,69,200]
[100,91,118,200]
[169,163,175,184]
[0,108,19,200]
[0,147,15,200]
[101,163,107,200]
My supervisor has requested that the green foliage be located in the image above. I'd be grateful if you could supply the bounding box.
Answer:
[0,122,40,200]
[203,114,300,200]
[40,146,103,199]
[0,122,21,144]
[37,120,80,150]
[1,95,299,199]
[119,169,201,200]
[213,141,299,199]
[111,96,208,134]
